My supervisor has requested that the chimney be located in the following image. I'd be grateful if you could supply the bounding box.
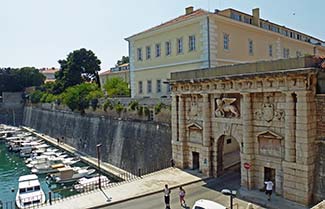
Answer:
[252,8,260,26]
[185,6,194,15]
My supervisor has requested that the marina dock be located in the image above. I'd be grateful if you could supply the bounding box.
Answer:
[21,126,137,181]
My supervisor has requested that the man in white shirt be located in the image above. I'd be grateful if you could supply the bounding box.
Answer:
[164,184,171,209]
[264,179,274,201]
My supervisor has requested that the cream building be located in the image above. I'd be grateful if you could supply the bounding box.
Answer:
[126,7,325,98]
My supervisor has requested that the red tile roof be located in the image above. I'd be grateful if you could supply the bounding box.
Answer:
[126,9,209,39]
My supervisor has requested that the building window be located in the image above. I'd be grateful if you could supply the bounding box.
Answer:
[261,22,269,30]
[223,33,229,50]
[177,38,183,54]
[270,25,279,33]
[166,83,171,93]
[283,48,290,58]
[156,80,161,93]
[147,80,152,93]
[189,35,196,51]
[146,46,151,60]
[155,44,161,57]
[244,16,251,24]
[230,12,241,21]
[137,48,142,61]
[269,45,273,57]
[165,41,171,56]
[138,81,143,94]
[248,39,254,55]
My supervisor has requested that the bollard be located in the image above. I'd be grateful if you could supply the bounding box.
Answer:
[138,168,141,177]
[49,191,52,205]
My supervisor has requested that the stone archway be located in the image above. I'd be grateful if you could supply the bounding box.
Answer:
[215,135,241,177]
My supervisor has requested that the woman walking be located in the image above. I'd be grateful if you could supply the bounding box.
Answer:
[179,186,186,207]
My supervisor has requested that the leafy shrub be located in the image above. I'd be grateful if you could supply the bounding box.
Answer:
[128,100,139,111]
[103,100,114,112]
[114,102,124,115]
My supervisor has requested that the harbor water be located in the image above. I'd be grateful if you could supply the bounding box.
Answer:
[0,131,116,206]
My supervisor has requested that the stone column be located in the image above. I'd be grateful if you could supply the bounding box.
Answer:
[201,93,212,176]
[202,94,211,147]
[178,95,186,142]
[283,90,316,205]
[241,92,254,189]
[171,94,178,143]
[284,92,296,162]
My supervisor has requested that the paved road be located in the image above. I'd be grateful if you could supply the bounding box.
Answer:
[103,172,245,209]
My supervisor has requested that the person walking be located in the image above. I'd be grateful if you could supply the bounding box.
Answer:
[264,179,274,201]
[164,184,171,209]
[179,186,186,207]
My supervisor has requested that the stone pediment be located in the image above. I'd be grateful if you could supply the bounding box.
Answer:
[257,130,282,140]
[187,123,202,130]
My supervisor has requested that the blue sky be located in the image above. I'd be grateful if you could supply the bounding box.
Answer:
[0,0,324,71]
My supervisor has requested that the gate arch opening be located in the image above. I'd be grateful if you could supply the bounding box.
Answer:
[215,135,241,177]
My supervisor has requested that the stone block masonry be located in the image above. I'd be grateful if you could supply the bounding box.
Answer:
[23,107,172,174]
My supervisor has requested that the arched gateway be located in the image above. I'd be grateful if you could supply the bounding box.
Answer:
[170,57,325,206]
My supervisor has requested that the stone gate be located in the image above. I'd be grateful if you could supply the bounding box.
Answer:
[170,56,325,205]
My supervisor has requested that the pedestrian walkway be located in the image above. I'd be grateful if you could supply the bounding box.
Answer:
[21,126,135,180]
[238,188,309,209]
[38,167,205,209]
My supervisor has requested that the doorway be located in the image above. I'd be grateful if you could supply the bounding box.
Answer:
[264,167,276,191]
[192,152,200,170]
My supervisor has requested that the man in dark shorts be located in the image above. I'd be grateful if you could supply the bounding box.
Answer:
[264,179,274,201]
[164,184,171,209]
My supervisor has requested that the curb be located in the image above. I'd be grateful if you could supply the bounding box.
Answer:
[88,177,211,209]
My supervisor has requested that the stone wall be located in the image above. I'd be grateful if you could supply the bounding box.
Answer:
[313,142,325,204]
[23,107,172,174]
[0,92,24,125]
[316,95,325,137]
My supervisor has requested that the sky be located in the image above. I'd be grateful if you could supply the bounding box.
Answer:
[0,0,324,71]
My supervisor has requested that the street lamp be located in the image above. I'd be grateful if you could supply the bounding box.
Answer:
[96,143,102,189]
[221,189,237,209]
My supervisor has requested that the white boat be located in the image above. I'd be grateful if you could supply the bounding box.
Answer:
[31,163,66,174]
[74,176,110,192]
[51,166,96,183]
[16,174,46,209]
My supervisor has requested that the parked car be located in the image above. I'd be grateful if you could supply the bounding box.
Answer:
[192,199,226,209]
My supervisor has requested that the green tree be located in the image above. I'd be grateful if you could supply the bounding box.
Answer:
[103,77,130,97]
[0,67,45,94]
[61,83,103,114]
[16,67,45,88]
[55,48,101,93]
[116,56,129,65]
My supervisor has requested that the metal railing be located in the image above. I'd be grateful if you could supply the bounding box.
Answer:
[0,162,172,208]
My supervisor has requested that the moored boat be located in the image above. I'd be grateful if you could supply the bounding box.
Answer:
[15,174,46,209]
[74,176,110,192]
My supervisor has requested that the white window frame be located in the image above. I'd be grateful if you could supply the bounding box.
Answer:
[146,46,151,60]
[137,48,142,61]
[156,80,161,93]
[138,81,143,94]
[223,33,229,50]
[165,41,171,56]
[248,39,254,55]
[155,43,161,57]
[189,35,196,51]
[269,45,273,57]
[147,80,152,94]
[177,38,183,54]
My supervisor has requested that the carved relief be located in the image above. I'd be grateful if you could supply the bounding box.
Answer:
[215,97,240,118]
[254,96,285,122]
[258,131,283,158]
[189,95,202,119]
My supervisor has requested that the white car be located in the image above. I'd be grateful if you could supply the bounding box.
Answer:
[192,199,226,209]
